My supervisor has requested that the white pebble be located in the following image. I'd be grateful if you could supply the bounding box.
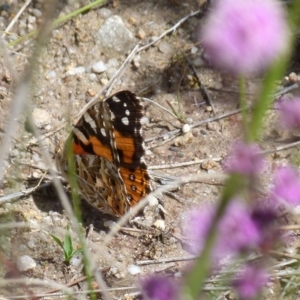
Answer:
[92,61,107,73]
[153,220,165,230]
[70,254,83,267]
[148,195,159,206]
[127,265,141,275]
[28,15,36,24]
[141,116,149,125]
[16,255,36,272]
[191,46,198,54]
[66,66,85,76]
[182,124,191,133]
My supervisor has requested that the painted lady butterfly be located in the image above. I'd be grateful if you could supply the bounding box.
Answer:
[57,90,152,216]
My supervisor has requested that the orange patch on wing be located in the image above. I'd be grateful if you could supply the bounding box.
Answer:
[73,142,88,155]
[90,136,113,161]
[114,130,135,164]
[120,167,149,206]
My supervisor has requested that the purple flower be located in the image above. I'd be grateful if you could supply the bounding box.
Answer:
[200,0,289,74]
[140,276,179,300]
[225,141,265,176]
[182,200,261,259]
[278,97,300,129]
[182,204,215,255]
[232,264,269,299]
[272,165,300,205]
[217,201,261,256]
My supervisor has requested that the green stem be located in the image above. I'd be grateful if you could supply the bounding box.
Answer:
[239,76,249,141]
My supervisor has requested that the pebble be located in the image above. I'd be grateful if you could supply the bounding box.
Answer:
[158,41,172,54]
[66,66,85,76]
[97,15,136,57]
[148,195,159,206]
[92,61,107,73]
[106,67,117,79]
[289,72,298,83]
[46,70,57,79]
[182,124,191,133]
[136,29,146,39]
[89,73,97,82]
[32,8,42,18]
[141,116,149,125]
[107,58,118,68]
[18,244,27,252]
[127,265,141,275]
[98,7,112,19]
[32,108,51,128]
[70,254,83,267]
[28,15,36,24]
[191,46,198,54]
[153,220,165,230]
[104,220,116,228]
[16,255,36,272]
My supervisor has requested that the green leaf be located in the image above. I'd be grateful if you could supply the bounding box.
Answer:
[72,248,83,257]
[50,234,64,249]
[64,231,73,257]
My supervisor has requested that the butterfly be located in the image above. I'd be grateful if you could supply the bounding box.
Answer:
[57,90,152,216]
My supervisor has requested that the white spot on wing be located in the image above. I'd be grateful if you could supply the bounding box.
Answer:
[122,117,129,125]
[112,96,121,102]
[125,109,130,116]
[101,128,106,137]
[73,128,89,145]
[110,111,115,120]
[83,113,96,130]
[123,103,127,107]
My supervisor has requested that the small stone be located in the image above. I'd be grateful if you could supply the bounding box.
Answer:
[133,56,141,68]
[127,265,141,275]
[153,220,165,230]
[16,255,36,272]
[158,41,172,54]
[66,66,85,76]
[28,15,36,24]
[173,131,194,146]
[191,46,198,54]
[32,8,42,18]
[141,116,149,125]
[92,61,107,73]
[136,29,146,39]
[87,89,96,97]
[289,72,298,83]
[46,70,56,79]
[70,254,83,267]
[193,58,205,67]
[182,124,191,133]
[106,67,117,79]
[107,58,118,68]
[32,108,51,128]
[148,195,159,206]
[98,8,112,19]
[97,15,136,57]
[104,220,116,228]
[206,122,220,131]
[100,77,109,85]
[201,160,219,171]
[205,106,212,112]
[128,16,137,25]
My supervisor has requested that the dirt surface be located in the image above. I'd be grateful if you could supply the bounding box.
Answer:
[0,0,299,299]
